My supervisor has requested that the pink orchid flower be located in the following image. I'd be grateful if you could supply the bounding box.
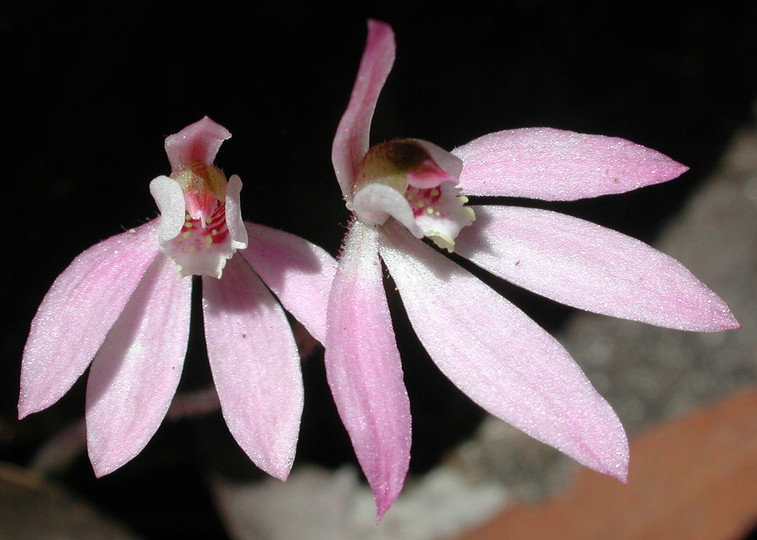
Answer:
[20,117,336,481]
[328,20,739,518]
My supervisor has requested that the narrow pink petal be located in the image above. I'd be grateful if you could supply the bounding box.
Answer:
[86,254,192,477]
[203,255,303,481]
[19,221,161,418]
[241,223,337,344]
[325,221,411,519]
[453,128,689,200]
[380,223,629,481]
[456,206,739,331]
[331,20,395,199]
[164,116,231,171]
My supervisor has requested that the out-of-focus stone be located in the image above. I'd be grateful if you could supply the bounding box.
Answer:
[0,463,142,540]
[456,387,757,540]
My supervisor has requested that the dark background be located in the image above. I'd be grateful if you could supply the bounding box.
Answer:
[2,2,756,537]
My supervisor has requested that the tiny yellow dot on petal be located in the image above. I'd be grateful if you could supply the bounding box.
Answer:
[430,188,440,197]
[426,207,434,214]
[417,200,425,208]
[183,231,192,238]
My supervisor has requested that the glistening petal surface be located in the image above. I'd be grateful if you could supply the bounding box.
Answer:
[453,128,688,200]
[456,206,739,331]
[380,223,628,480]
[325,221,411,519]
[203,255,303,481]
[85,254,192,476]
[332,20,395,198]
[241,223,337,343]
[164,116,231,171]
[19,221,161,418]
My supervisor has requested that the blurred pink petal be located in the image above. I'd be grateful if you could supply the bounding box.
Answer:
[325,222,411,518]
[332,19,395,198]
[86,254,192,476]
[241,223,337,343]
[456,206,740,331]
[453,127,689,200]
[19,221,160,418]
[381,223,628,480]
[203,255,304,481]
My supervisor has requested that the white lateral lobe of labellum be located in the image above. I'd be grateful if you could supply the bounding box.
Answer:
[455,206,740,331]
[150,175,186,243]
[19,221,161,419]
[350,183,423,236]
[225,174,248,250]
[86,254,192,477]
[379,222,629,481]
[241,223,337,343]
[452,127,689,200]
[202,255,303,481]
[325,221,411,518]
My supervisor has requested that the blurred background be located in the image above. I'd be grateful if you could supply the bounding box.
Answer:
[2,2,756,538]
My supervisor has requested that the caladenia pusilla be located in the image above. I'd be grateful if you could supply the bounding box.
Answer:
[325,19,739,519]
[20,117,337,481]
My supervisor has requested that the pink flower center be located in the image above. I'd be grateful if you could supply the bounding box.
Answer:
[174,204,230,254]
[405,186,443,218]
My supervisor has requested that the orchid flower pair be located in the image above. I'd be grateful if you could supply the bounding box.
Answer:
[20,18,737,521]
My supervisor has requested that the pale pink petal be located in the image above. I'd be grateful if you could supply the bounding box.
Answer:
[456,206,739,331]
[149,175,186,243]
[332,20,395,199]
[453,128,689,200]
[325,221,411,519]
[380,223,629,481]
[203,255,303,481]
[19,221,161,418]
[241,223,337,344]
[85,254,192,476]
[164,116,232,171]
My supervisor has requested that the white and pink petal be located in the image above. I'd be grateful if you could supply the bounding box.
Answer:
[85,254,192,476]
[241,223,337,343]
[202,255,303,481]
[379,222,629,481]
[453,127,688,200]
[325,221,411,519]
[164,116,232,171]
[455,206,739,331]
[19,221,161,418]
[332,20,396,199]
